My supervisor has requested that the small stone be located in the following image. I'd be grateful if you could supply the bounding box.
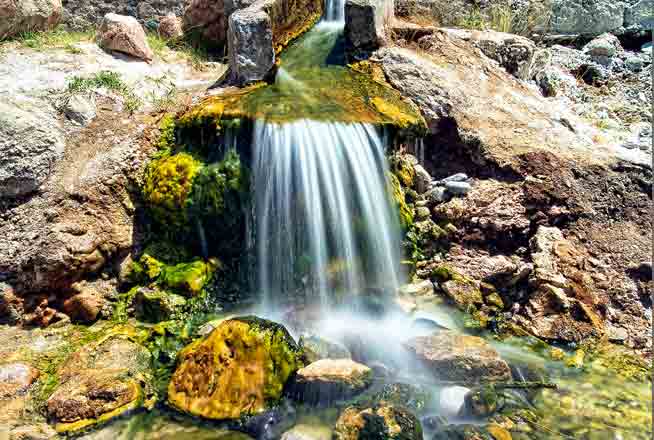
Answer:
[583,33,622,65]
[158,14,183,40]
[65,94,96,126]
[415,206,430,220]
[403,332,512,383]
[441,173,468,183]
[62,291,104,323]
[445,181,471,196]
[0,362,39,398]
[441,279,483,308]
[607,326,629,342]
[290,359,372,405]
[398,279,434,297]
[625,56,644,72]
[424,186,447,204]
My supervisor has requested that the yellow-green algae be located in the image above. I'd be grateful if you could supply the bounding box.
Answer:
[388,172,414,231]
[168,316,304,420]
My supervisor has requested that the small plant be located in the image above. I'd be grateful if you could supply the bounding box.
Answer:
[1,25,94,50]
[146,75,178,113]
[66,70,142,113]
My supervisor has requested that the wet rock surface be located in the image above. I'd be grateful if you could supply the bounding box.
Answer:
[334,403,423,440]
[290,359,372,405]
[404,332,512,383]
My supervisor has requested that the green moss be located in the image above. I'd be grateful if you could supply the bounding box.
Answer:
[388,172,414,230]
[156,114,177,150]
[142,152,203,228]
[389,155,416,189]
[159,259,219,296]
[431,265,459,283]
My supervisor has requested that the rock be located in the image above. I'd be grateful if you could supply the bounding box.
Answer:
[549,0,626,37]
[625,56,645,72]
[441,28,536,80]
[0,99,65,198]
[158,14,183,39]
[334,403,422,440]
[62,291,104,323]
[344,0,394,55]
[46,335,153,434]
[577,62,608,85]
[460,386,504,417]
[398,279,434,297]
[441,173,468,183]
[403,332,512,383]
[413,164,432,194]
[61,0,183,30]
[97,13,154,62]
[229,401,296,440]
[441,279,483,308]
[368,382,430,413]
[64,94,97,126]
[582,33,622,66]
[0,283,23,325]
[290,359,372,405]
[444,181,471,196]
[281,423,332,440]
[0,363,39,399]
[424,187,447,205]
[228,7,275,85]
[438,385,469,418]
[132,287,187,322]
[168,316,304,420]
[0,0,62,39]
[299,335,352,363]
[625,0,654,32]
[183,0,239,47]
[414,206,430,220]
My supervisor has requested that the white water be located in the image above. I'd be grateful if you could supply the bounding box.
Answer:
[323,0,345,23]
[253,120,402,310]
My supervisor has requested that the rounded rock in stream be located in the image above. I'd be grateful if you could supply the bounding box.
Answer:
[168,316,304,420]
[334,403,423,440]
[289,359,372,405]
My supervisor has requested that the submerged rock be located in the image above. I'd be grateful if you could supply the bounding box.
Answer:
[97,13,154,62]
[368,382,430,414]
[168,316,304,420]
[290,359,372,405]
[403,332,511,384]
[334,403,423,440]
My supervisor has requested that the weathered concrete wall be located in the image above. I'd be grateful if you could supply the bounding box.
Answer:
[344,0,394,56]
[228,0,323,84]
[62,0,184,30]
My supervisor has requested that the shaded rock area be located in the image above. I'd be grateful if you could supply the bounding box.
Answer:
[168,317,304,420]
[403,332,512,383]
[290,359,372,405]
[62,0,184,30]
[344,0,394,57]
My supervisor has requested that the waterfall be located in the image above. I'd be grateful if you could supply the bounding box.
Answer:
[253,119,402,310]
[323,0,345,23]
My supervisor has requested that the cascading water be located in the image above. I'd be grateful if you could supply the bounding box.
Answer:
[253,120,402,310]
[323,0,345,23]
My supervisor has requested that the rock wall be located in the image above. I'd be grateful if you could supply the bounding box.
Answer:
[62,0,185,30]
[228,0,323,84]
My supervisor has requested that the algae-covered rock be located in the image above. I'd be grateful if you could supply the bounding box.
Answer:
[133,287,187,322]
[168,316,304,420]
[403,332,511,384]
[367,382,430,414]
[290,359,372,405]
[46,334,154,434]
[334,403,423,440]
[388,172,414,230]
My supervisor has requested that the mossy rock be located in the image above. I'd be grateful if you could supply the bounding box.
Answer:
[388,172,414,231]
[389,154,417,189]
[142,152,203,228]
[365,382,430,414]
[168,316,304,420]
[334,403,423,440]
[133,287,187,323]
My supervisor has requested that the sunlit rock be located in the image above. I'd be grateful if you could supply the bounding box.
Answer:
[168,316,304,420]
[290,359,372,405]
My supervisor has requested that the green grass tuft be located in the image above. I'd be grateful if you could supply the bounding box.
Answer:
[1,25,95,50]
[67,70,142,113]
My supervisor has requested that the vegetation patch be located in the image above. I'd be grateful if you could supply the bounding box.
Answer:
[0,25,94,51]
[66,70,142,112]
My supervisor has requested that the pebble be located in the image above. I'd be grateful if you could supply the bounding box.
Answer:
[445,181,471,195]
[441,173,468,183]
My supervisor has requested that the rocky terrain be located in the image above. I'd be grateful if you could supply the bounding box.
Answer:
[0,0,651,439]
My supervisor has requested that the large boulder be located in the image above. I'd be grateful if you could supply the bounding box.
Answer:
[227,7,275,85]
[97,13,154,62]
[290,359,372,405]
[46,335,154,434]
[334,403,423,440]
[548,0,626,37]
[0,0,62,39]
[0,99,65,198]
[168,316,304,420]
[344,0,394,55]
[403,332,512,383]
[624,0,654,32]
